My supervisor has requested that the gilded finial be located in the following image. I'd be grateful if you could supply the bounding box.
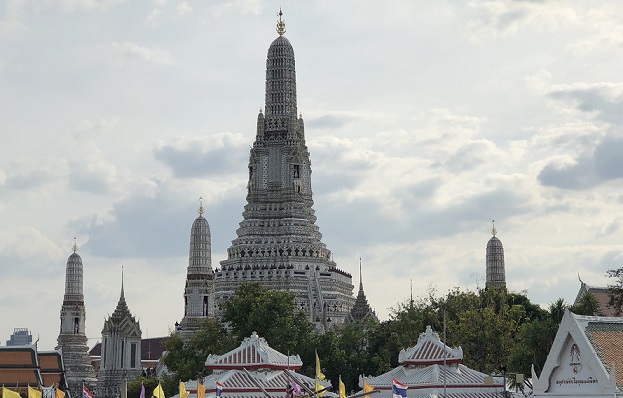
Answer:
[276,9,286,36]
[73,237,78,253]
[492,220,497,236]
[198,197,204,216]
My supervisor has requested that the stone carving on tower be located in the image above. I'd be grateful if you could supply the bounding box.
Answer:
[214,11,355,330]
[486,221,506,289]
[55,240,97,398]
[96,271,142,398]
[346,259,378,323]
[179,199,215,338]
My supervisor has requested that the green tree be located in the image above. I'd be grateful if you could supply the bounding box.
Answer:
[571,292,602,316]
[128,375,177,398]
[222,282,315,356]
[161,318,234,382]
[607,267,623,315]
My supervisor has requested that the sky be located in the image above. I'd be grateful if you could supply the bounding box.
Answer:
[2,0,623,351]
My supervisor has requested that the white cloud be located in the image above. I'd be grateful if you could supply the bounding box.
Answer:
[110,42,176,65]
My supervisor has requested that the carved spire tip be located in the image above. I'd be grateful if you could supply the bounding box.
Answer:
[198,197,204,216]
[72,237,78,253]
[276,8,286,36]
[492,219,497,236]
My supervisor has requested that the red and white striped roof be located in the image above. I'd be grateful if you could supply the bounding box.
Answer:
[206,332,302,370]
[398,326,463,366]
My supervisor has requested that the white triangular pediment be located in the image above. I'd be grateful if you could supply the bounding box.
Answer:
[533,310,617,396]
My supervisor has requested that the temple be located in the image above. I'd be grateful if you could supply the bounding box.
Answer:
[55,241,97,397]
[179,199,215,337]
[485,221,506,289]
[183,332,329,398]
[96,273,142,398]
[361,326,503,397]
[213,11,355,330]
[532,309,623,397]
[345,260,378,323]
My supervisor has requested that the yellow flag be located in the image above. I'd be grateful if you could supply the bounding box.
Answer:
[179,382,189,398]
[55,388,65,398]
[339,376,346,398]
[315,350,325,380]
[363,377,374,398]
[28,386,42,398]
[197,381,205,398]
[153,383,166,398]
[3,387,21,398]
[314,378,324,398]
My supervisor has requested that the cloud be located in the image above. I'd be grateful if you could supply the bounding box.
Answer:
[71,178,246,261]
[307,114,357,129]
[110,42,176,65]
[154,133,248,178]
[0,227,65,276]
[537,135,623,189]
[548,82,623,125]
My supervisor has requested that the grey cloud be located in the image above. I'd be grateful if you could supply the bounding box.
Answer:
[537,135,623,189]
[444,141,492,172]
[307,114,357,129]
[72,184,245,262]
[4,170,56,190]
[549,86,623,125]
[68,167,113,194]
[154,140,247,178]
[315,186,530,251]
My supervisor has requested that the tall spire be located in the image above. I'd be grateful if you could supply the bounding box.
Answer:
[120,265,125,301]
[198,197,204,216]
[359,257,363,291]
[73,237,78,253]
[486,221,506,289]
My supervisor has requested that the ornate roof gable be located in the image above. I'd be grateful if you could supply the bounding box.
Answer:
[398,325,463,366]
[206,332,302,370]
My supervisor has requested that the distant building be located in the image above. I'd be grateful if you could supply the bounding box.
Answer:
[55,242,97,398]
[345,261,378,323]
[178,201,215,338]
[486,221,506,289]
[211,11,355,332]
[574,276,616,316]
[0,345,68,393]
[89,337,166,375]
[532,309,622,397]
[6,328,32,346]
[96,276,142,398]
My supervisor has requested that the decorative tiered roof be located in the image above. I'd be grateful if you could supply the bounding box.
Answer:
[183,332,329,398]
[206,332,302,370]
[398,326,462,366]
[362,326,502,398]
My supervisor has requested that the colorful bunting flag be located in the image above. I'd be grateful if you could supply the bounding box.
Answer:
[153,383,165,398]
[362,377,374,398]
[140,384,145,398]
[179,382,189,398]
[196,381,205,398]
[3,387,21,398]
[339,376,346,398]
[391,379,407,398]
[83,386,93,398]
[28,386,42,398]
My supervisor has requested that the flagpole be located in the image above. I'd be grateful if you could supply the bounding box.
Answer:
[443,308,447,398]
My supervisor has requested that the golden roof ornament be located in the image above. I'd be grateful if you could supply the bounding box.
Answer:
[73,237,78,253]
[276,9,286,36]
[492,220,497,236]
[198,197,204,216]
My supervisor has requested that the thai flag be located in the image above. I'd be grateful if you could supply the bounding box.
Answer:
[392,379,407,398]
[82,386,93,398]
[216,382,223,397]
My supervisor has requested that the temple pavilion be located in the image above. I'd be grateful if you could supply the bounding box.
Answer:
[360,326,503,398]
[181,332,331,398]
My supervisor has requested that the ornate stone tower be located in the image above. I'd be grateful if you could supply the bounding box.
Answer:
[486,221,506,289]
[179,199,215,337]
[55,240,97,398]
[214,12,355,330]
[346,260,378,323]
[96,273,142,398]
